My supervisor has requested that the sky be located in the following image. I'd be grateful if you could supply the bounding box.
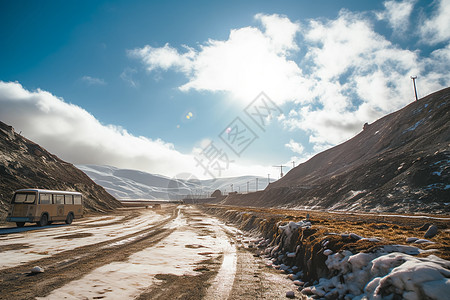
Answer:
[0,0,449,180]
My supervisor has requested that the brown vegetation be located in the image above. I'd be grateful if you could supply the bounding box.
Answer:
[201,204,450,262]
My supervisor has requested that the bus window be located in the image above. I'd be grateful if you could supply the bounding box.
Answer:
[13,193,36,204]
[74,195,82,205]
[64,195,73,204]
[55,195,64,204]
[40,193,51,204]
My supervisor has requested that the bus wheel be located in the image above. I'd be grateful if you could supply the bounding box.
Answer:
[38,214,48,227]
[16,222,25,227]
[65,213,74,225]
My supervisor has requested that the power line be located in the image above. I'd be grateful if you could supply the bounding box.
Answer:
[410,75,418,101]
[273,165,285,178]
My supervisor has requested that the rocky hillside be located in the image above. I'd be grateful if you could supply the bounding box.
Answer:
[0,121,122,220]
[224,87,450,213]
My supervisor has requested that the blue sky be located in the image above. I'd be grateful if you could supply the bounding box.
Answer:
[0,0,449,179]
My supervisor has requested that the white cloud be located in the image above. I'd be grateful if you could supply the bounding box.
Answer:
[420,0,450,44]
[120,67,138,87]
[129,14,311,105]
[0,81,195,177]
[131,10,450,157]
[285,139,304,155]
[81,76,106,86]
[281,9,449,150]
[377,0,416,35]
[0,81,274,179]
[254,13,300,54]
[128,43,195,74]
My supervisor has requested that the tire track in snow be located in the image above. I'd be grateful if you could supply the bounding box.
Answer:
[0,207,179,300]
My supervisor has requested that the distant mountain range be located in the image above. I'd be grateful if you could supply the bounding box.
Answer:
[77,164,273,200]
[1,87,448,216]
[223,87,450,214]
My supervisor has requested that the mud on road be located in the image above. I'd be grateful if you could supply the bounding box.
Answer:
[0,205,300,300]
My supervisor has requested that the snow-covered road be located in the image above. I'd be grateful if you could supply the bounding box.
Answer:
[0,209,167,269]
[0,205,245,300]
[38,207,238,300]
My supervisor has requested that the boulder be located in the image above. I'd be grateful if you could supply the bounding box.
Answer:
[30,266,44,274]
[406,237,419,243]
[285,291,295,298]
[424,225,438,238]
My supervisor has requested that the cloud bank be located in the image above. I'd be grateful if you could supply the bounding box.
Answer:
[129,13,309,104]
[0,81,273,178]
[0,81,196,177]
[2,1,449,179]
[131,2,450,151]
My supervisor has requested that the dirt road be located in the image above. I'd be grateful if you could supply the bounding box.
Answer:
[0,205,300,300]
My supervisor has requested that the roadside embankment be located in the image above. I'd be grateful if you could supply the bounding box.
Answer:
[200,205,450,299]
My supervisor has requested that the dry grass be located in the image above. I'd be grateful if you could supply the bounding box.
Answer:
[204,204,450,260]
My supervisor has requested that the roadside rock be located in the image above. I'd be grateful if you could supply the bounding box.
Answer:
[323,249,333,256]
[30,266,44,274]
[406,237,419,243]
[418,223,432,231]
[424,224,438,238]
[293,280,304,286]
[414,239,435,244]
[285,290,295,298]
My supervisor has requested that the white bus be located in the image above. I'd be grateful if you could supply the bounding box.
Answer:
[6,189,83,227]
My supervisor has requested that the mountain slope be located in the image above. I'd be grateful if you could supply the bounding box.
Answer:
[0,121,122,220]
[78,164,272,200]
[224,87,450,213]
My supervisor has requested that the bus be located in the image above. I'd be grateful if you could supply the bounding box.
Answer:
[6,189,83,227]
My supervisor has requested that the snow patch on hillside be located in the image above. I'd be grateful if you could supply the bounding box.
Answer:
[77,164,272,200]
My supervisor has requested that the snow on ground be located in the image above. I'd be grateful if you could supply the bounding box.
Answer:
[303,246,450,299]
[38,207,237,300]
[204,217,238,300]
[0,211,166,269]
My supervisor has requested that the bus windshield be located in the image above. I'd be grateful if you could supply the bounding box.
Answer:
[13,192,36,204]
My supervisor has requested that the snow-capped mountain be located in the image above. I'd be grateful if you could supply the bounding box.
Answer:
[77,164,272,200]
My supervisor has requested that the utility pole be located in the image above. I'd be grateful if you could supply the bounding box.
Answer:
[292,161,295,168]
[256,178,258,191]
[273,165,285,178]
[247,181,249,193]
[410,75,418,101]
